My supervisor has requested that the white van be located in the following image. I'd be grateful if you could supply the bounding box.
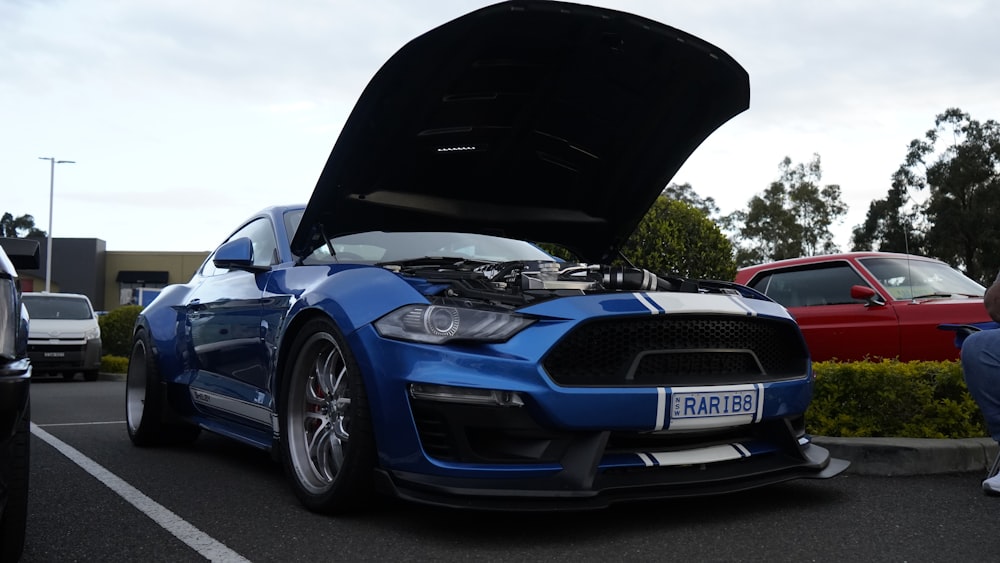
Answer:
[21,292,102,381]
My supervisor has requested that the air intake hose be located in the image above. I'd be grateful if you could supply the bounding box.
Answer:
[601,266,659,291]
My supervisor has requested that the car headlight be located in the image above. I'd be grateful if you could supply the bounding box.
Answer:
[374,304,534,344]
[0,279,15,359]
[85,326,100,340]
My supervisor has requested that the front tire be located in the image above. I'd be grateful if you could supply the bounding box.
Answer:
[125,329,199,446]
[280,318,375,513]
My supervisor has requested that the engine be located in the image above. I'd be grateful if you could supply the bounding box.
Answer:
[386,259,691,310]
[478,260,660,292]
[383,257,751,309]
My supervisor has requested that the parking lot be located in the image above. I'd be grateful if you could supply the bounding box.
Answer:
[19,377,1000,562]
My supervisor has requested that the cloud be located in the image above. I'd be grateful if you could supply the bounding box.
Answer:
[2,0,999,254]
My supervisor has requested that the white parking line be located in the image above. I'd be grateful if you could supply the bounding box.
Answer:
[30,423,251,563]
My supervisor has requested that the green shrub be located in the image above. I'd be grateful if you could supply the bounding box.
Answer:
[98,305,142,357]
[808,359,988,438]
[100,354,129,374]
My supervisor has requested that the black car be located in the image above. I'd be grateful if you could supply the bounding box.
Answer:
[0,237,39,561]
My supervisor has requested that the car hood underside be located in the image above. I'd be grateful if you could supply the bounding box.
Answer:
[291,0,750,263]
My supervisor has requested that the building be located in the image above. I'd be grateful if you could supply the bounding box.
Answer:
[17,236,209,311]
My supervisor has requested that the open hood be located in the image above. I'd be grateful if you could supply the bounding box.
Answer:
[291,0,749,263]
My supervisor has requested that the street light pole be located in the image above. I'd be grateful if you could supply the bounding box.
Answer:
[38,156,75,293]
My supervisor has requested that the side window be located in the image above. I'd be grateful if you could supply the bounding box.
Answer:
[751,263,869,307]
[200,218,278,277]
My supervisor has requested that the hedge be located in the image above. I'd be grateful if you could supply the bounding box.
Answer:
[100,355,129,375]
[808,359,988,439]
[98,305,143,357]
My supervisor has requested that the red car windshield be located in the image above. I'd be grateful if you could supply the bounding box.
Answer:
[860,257,985,299]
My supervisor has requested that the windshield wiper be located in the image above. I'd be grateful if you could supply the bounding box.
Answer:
[376,256,493,269]
[911,292,963,299]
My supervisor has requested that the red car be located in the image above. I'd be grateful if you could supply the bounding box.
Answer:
[734,252,990,362]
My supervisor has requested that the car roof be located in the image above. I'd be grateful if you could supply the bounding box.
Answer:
[22,292,92,301]
[737,252,944,275]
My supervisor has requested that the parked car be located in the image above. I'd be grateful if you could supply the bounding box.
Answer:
[0,237,38,561]
[21,292,102,381]
[125,0,847,513]
[735,252,991,362]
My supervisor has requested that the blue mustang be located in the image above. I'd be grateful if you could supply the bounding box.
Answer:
[125,0,847,512]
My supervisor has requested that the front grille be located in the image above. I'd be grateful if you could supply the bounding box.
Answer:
[411,405,457,461]
[27,343,86,364]
[410,401,573,464]
[28,343,85,352]
[542,315,808,386]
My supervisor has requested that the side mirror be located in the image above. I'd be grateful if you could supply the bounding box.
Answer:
[850,284,885,307]
[213,237,267,272]
[0,237,41,271]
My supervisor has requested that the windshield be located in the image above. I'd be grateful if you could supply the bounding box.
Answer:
[22,295,94,320]
[860,257,986,299]
[303,231,555,265]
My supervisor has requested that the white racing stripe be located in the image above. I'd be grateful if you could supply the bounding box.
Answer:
[640,292,758,316]
[654,387,666,430]
[30,423,251,563]
[643,444,748,466]
[633,292,662,314]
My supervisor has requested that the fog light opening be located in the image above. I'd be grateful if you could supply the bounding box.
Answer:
[409,383,525,407]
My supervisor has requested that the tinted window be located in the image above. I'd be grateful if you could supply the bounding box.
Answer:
[22,295,94,320]
[749,263,868,307]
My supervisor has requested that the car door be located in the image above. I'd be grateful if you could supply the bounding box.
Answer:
[185,217,279,426]
[747,262,900,362]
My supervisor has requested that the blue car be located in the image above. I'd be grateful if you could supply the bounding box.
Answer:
[125,0,847,512]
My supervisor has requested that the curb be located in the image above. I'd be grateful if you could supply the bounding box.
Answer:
[814,436,999,476]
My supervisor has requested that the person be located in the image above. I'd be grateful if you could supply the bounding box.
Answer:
[961,270,1000,494]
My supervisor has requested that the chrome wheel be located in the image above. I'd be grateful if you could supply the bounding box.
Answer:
[125,329,199,446]
[126,338,149,435]
[287,331,353,494]
[281,318,375,512]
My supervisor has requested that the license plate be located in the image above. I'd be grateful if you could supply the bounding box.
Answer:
[44,352,66,358]
[670,385,761,430]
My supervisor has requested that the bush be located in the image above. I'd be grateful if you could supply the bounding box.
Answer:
[808,359,988,438]
[98,305,142,357]
[100,355,129,374]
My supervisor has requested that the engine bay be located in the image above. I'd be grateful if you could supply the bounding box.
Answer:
[381,258,748,309]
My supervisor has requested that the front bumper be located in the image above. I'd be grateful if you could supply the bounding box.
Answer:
[27,337,101,373]
[0,358,31,443]
[374,436,847,510]
[363,350,848,509]
[350,295,847,509]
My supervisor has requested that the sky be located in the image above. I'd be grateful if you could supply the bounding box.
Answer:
[3,0,999,253]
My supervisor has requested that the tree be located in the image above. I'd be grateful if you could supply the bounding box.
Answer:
[661,182,721,218]
[868,108,1000,284]
[621,196,736,280]
[850,185,926,254]
[0,213,46,238]
[724,155,847,267]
